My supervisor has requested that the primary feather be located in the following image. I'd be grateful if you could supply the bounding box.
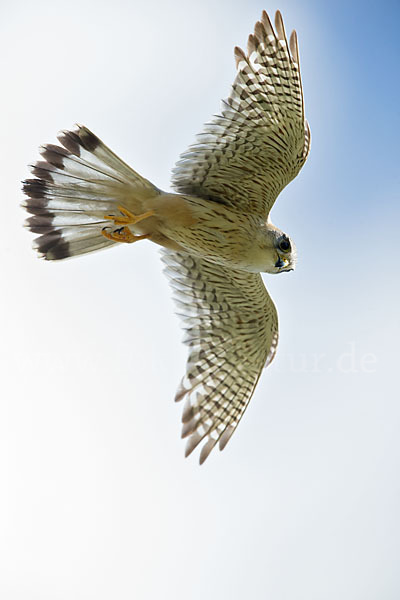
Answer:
[162,251,278,464]
[172,10,310,217]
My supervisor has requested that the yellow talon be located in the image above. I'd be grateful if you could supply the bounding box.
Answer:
[101,205,155,244]
[101,227,150,244]
[104,206,155,226]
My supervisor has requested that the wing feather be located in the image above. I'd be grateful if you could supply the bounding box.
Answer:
[172,10,310,217]
[162,250,279,464]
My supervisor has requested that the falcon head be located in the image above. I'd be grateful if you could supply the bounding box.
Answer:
[273,232,297,273]
[259,227,297,274]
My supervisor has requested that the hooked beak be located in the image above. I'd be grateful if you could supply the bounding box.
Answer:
[275,256,289,269]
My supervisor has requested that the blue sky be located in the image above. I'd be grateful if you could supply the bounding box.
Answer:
[1,1,399,598]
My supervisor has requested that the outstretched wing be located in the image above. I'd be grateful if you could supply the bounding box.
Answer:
[172,10,310,217]
[162,250,279,464]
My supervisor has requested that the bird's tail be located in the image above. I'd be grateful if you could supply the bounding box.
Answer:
[22,125,159,260]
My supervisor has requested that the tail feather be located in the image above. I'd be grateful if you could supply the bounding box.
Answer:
[57,126,147,184]
[26,211,112,232]
[22,125,158,260]
[32,227,116,260]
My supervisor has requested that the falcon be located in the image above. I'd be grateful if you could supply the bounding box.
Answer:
[22,10,310,463]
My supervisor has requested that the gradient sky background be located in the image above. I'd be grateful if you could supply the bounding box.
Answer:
[1,0,400,598]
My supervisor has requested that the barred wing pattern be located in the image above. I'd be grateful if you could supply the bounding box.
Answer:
[162,250,279,464]
[172,10,310,217]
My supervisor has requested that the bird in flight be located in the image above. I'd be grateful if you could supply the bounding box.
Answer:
[22,10,310,464]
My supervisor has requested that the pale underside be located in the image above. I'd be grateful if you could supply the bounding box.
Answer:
[162,10,310,462]
[23,10,310,463]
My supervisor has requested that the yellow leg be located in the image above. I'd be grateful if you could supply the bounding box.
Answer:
[104,206,155,226]
[101,227,150,244]
[102,205,155,244]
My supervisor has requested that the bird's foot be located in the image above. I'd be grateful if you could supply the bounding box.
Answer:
[101,206,155,243]
[101,227,150,244]
[104,206,155,227]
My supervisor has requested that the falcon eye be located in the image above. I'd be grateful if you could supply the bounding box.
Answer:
[278,237,291,253]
